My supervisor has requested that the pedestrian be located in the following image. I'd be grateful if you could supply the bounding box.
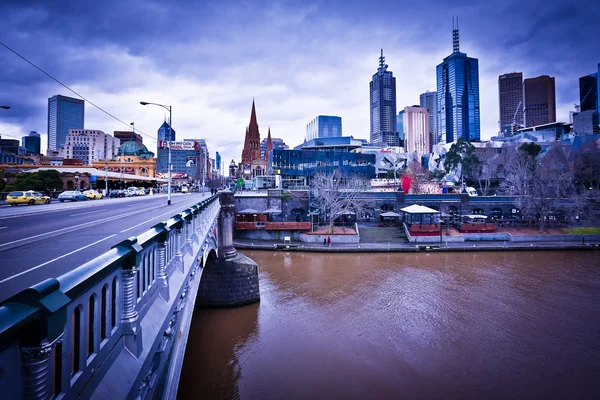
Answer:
[327,236,331,247]
[323,237,327,247]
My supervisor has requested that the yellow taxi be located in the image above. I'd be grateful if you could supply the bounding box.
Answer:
[83,189,103,200]
[6,191,51,206]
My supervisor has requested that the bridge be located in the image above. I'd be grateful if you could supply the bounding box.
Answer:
[0,190,260,400]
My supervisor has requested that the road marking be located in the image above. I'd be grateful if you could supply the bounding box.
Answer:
[69,209,106,217]
[120,207,187,233]
[0,226,6,230]
[0,234,117,283]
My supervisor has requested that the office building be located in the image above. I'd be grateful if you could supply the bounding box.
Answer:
[498,72,523,134]
[523,75,556,127]
[419,91,437,151]
[579,72,597,113]
[22,131,41,155]
[47,95,85,151]
[397,110,405,146]
[157,121,176,143]
[305,115,342,142]
[436,18,480,143]
[403,106,429,155]
[58,129,120,165]
[370,49,398,146]
[114,131,143,145]
[215,151,221,171]
[0,137,20,155]
[261,135,288,160]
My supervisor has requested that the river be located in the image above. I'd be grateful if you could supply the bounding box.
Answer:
[179,250,600,400]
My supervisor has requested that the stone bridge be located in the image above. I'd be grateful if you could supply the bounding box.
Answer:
[0,190,259,400]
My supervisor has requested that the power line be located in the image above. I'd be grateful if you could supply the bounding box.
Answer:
[0,40,157,142]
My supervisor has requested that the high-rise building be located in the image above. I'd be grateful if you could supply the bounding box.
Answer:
[305,116,342,142]
[157,121,176,143]
[419,91,437,152]
[598,63,600,118]
[370,49,398,146]
[58,129,120,165]
[261,135,289,159]
[47,95,84,151]
[114,131,143,145]
[523,75,556,127]
[22,131,41,155]
[403,106,429,155]
[436,18,480,143]
[579,72,597,113]
[498,72,523,134]
[215,152,221,171]
[397,110,405,146]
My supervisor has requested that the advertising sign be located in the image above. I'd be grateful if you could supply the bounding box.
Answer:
[159,141,198,151]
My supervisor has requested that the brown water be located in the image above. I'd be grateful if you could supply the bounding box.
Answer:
[179,251,600,400]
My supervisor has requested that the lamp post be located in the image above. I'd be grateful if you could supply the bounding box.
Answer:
[140,101,172,205]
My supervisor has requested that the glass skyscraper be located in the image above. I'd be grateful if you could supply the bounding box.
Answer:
[370,49,398,146]
[22,131,41,155]
[305,116,342,141]
[436,21,480,143]
[419,91,437,151]
[47,95,84,151]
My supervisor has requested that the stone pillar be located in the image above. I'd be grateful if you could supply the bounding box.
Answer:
[20,334,63,400]
[218,189,237,260]
[174,226,183,263]
[121,268,142,357]
[156,241,169,301]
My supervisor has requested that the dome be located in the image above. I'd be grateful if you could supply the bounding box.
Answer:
[118,141,155,159]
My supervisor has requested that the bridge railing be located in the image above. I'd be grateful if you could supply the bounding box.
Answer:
[0,194,221,400]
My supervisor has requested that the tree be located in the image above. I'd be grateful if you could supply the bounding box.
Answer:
[310,170,371,232]
[403,159,431,194]
[5,170,64,192]
[443,138,479,184]
[471,143,500,196]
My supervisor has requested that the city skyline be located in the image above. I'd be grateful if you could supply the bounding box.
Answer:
[1,0,599,166]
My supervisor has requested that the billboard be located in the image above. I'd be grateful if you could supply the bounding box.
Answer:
[158,141,198,151]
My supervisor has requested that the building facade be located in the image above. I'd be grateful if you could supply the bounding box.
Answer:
[403,106,430,155]
[498,72,523,135]
[240,100,268,179]
[91,141,156,181]
[579,72,597,113]
[305,115,342,142]
[47,95,85,151]
[419,91,437,152]
[114,131,143,145]
[436,21,480,143]
[157,122,176,143]
[22,131,41,155]
[370,50,398,146]
[58,129,120,165]
[523,75,556,128]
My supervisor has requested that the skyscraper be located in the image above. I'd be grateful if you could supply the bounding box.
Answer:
[579,72,597,112]
[397,110,405,146]
[419,91,437,152]
[306,116,342,142]
[498,72,523,134]
[47,95,84,151]
[403,106,429,155]
[22,131,41,155]
[370,49,398,146]
[436,18,480,143]
[157,121,176,142]
[523,75,556,127]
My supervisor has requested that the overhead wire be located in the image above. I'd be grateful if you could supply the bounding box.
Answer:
[0,40,157,143]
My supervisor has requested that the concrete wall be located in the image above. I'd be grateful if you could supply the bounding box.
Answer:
[508,234,600,242]
[235,230,304,241]
[299,233,360,243]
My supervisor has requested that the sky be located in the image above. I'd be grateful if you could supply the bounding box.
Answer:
[1,0,599,172]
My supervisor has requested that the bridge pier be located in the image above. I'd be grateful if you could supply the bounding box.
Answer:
[196,190,260,308]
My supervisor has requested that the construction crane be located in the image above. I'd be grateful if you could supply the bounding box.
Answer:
[575,87,593,112]
[510,100,522,136]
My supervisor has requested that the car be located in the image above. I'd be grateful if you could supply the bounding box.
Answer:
[127,187,139,196]
[110,189,126,198]
[58,190,88,202]
[6,190,51,206]
[83,189,103,200]
[137,188,146,196]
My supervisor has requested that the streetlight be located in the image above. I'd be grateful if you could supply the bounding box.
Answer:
[140,101,172,205]
[0,106,10,110]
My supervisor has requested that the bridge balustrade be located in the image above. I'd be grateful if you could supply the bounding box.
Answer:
[0,195,222,400]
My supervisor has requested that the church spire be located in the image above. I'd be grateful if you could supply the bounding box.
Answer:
[249,99,258,130]
[264,127,273,160]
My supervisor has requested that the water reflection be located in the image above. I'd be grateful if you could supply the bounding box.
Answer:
[180,251,600,400]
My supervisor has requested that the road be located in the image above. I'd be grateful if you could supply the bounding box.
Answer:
[0,193,210,303]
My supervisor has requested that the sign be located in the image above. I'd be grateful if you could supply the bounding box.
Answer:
[158,141,198,151]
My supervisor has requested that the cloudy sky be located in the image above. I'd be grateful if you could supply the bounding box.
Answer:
[1,0,599,170]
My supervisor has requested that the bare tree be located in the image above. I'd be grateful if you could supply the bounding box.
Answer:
[310,170,371,233]
[403,159,431,194]
[472,143,499,196]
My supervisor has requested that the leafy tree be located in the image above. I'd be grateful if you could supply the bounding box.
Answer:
[5,170,64,192]
[519,142,542,158]
[444,138,479,183]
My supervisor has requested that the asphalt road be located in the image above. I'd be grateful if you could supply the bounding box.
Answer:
[0,192,211,303]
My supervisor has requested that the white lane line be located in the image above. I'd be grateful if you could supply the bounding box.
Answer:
[0,208,143,249]
[0,226,6,230]
[0,234,117,283]
[119,198,204,233]
[69,209,106,217]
